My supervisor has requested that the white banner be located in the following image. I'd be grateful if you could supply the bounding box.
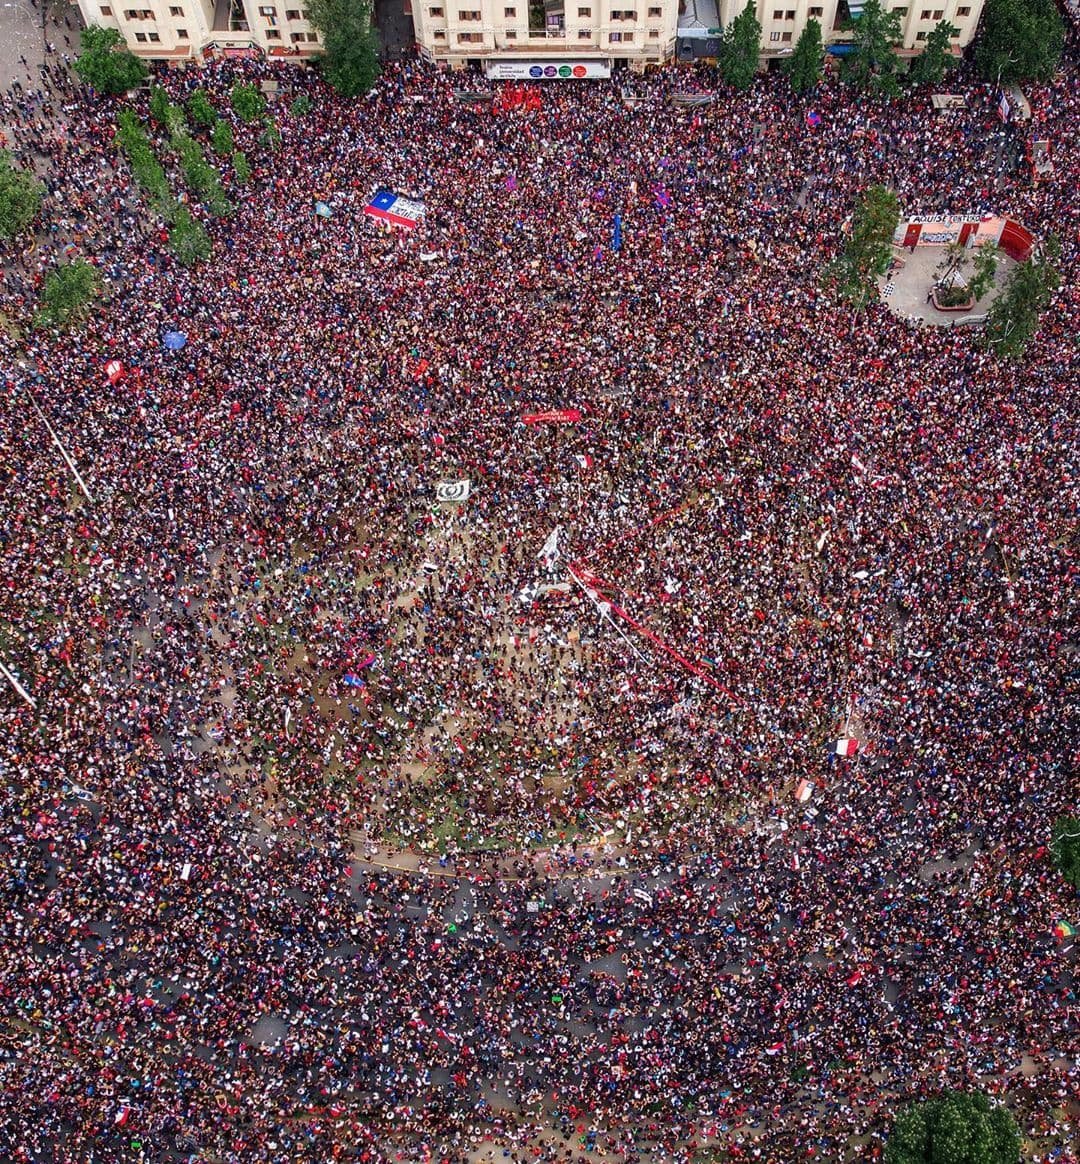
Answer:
[436,480,471,502]
[484,60,611,81]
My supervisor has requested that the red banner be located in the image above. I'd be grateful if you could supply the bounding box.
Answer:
[522,409,582,425]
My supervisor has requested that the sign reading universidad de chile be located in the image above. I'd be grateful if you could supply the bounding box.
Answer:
[484,60,612,81]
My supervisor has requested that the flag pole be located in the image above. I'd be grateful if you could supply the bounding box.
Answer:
[0,658,36,709]
[19,374,95,506]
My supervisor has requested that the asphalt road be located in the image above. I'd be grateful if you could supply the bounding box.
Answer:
[0,0,48,93]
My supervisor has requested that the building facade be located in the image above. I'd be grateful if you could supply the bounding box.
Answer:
[678,0,985,65]
[76,0,985,67]
[411,0,680,72]
[74,0,323,61]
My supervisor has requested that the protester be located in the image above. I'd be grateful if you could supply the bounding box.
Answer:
[0,40,1076,1164]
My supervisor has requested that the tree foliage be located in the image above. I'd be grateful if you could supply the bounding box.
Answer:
[0,150,44,240]
[73,26,147,95]
[149,84,171,125]
[908,20,958,89]
[172,132,232,217]
[785,17,823,96]
[974,0,1064,85]
[842,0,902,97]
[36,258,101,330]
[829,184,900,310]
[259,117,282,153]
[291,94,313,117]
[115,110,172,212]
[168,207,211,267]
[210,119,234,157]
[231,81,267,124]
[187,88,218,128]
[307,0,382,97]
[985,237,1060,359]
[232,151,252,185]
[967,242,1000,302]
[886,1091,1020,1164]
[719,1,761,92]
[1051,816,1080,890]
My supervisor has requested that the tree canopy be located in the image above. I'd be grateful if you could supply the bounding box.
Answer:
[974,0,1064,85]
[886,1091,1020,1164]
[36,259,102,330]
[1051,816,1080,890]
[842,0,902,97]
[829,184,900,309]
[168,208,211,268]
[307,0,382,98]
[785,17,824,96]
[985,237,1060,359]
[73,26,147,95]
[908,20,958,89]
[719,2,761,92]
[230,81,267,124]
[0,150,44,240]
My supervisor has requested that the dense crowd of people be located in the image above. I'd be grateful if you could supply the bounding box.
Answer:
[0,22,1076,1164]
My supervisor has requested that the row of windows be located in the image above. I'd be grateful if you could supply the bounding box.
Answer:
[131,26,316,39]
[111,3,313,19]
[444,28,657,40]
[434,4,662,17]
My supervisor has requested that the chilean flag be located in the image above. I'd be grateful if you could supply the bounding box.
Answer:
[363,190,426,230]
[574,453,594,470]
[833,738,860,757]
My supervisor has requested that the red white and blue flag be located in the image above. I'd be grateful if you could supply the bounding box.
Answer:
[364,191,426,230]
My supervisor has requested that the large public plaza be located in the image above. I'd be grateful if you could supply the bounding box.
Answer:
[0,10,1077,1164]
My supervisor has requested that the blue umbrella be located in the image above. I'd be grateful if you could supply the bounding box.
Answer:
[162,331,187,351]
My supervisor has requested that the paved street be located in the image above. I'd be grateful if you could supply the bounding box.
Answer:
[0,0,48,93]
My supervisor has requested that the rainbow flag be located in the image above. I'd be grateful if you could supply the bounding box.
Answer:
[1053,921,1076,940]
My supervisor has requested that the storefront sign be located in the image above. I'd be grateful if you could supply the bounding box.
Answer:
[484,60,611,80]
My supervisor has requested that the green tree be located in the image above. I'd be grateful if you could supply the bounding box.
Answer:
[232,151,251,185]
[290,94,313,117]
[36,258,101,330]
[187,88,217,128]
[785,17,823,96]
[115,110,173,211]
[0,150,44,240]
[210,119,234,156]
[908,19,958,88]
[842,0,902,96]
[974,0,1064,85]
[1051,816,1080,890]
[886,1091,1020,1164]
[828,184,900,310]
[307,0,381,97]
[966,241,1000,302]
[168,207,211,267]
[719,1,761,92]
[172,133,232,217]
[258,117,282,152]
[149,84,171,125]
[984,236,1061,359]
[230,81,267,124]
[73,26,147,95]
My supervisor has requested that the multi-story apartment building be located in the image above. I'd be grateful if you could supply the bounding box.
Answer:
[678,0,985,65]
[411,0,680,73]
[77,0,985,70]
[74,0,323,61]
